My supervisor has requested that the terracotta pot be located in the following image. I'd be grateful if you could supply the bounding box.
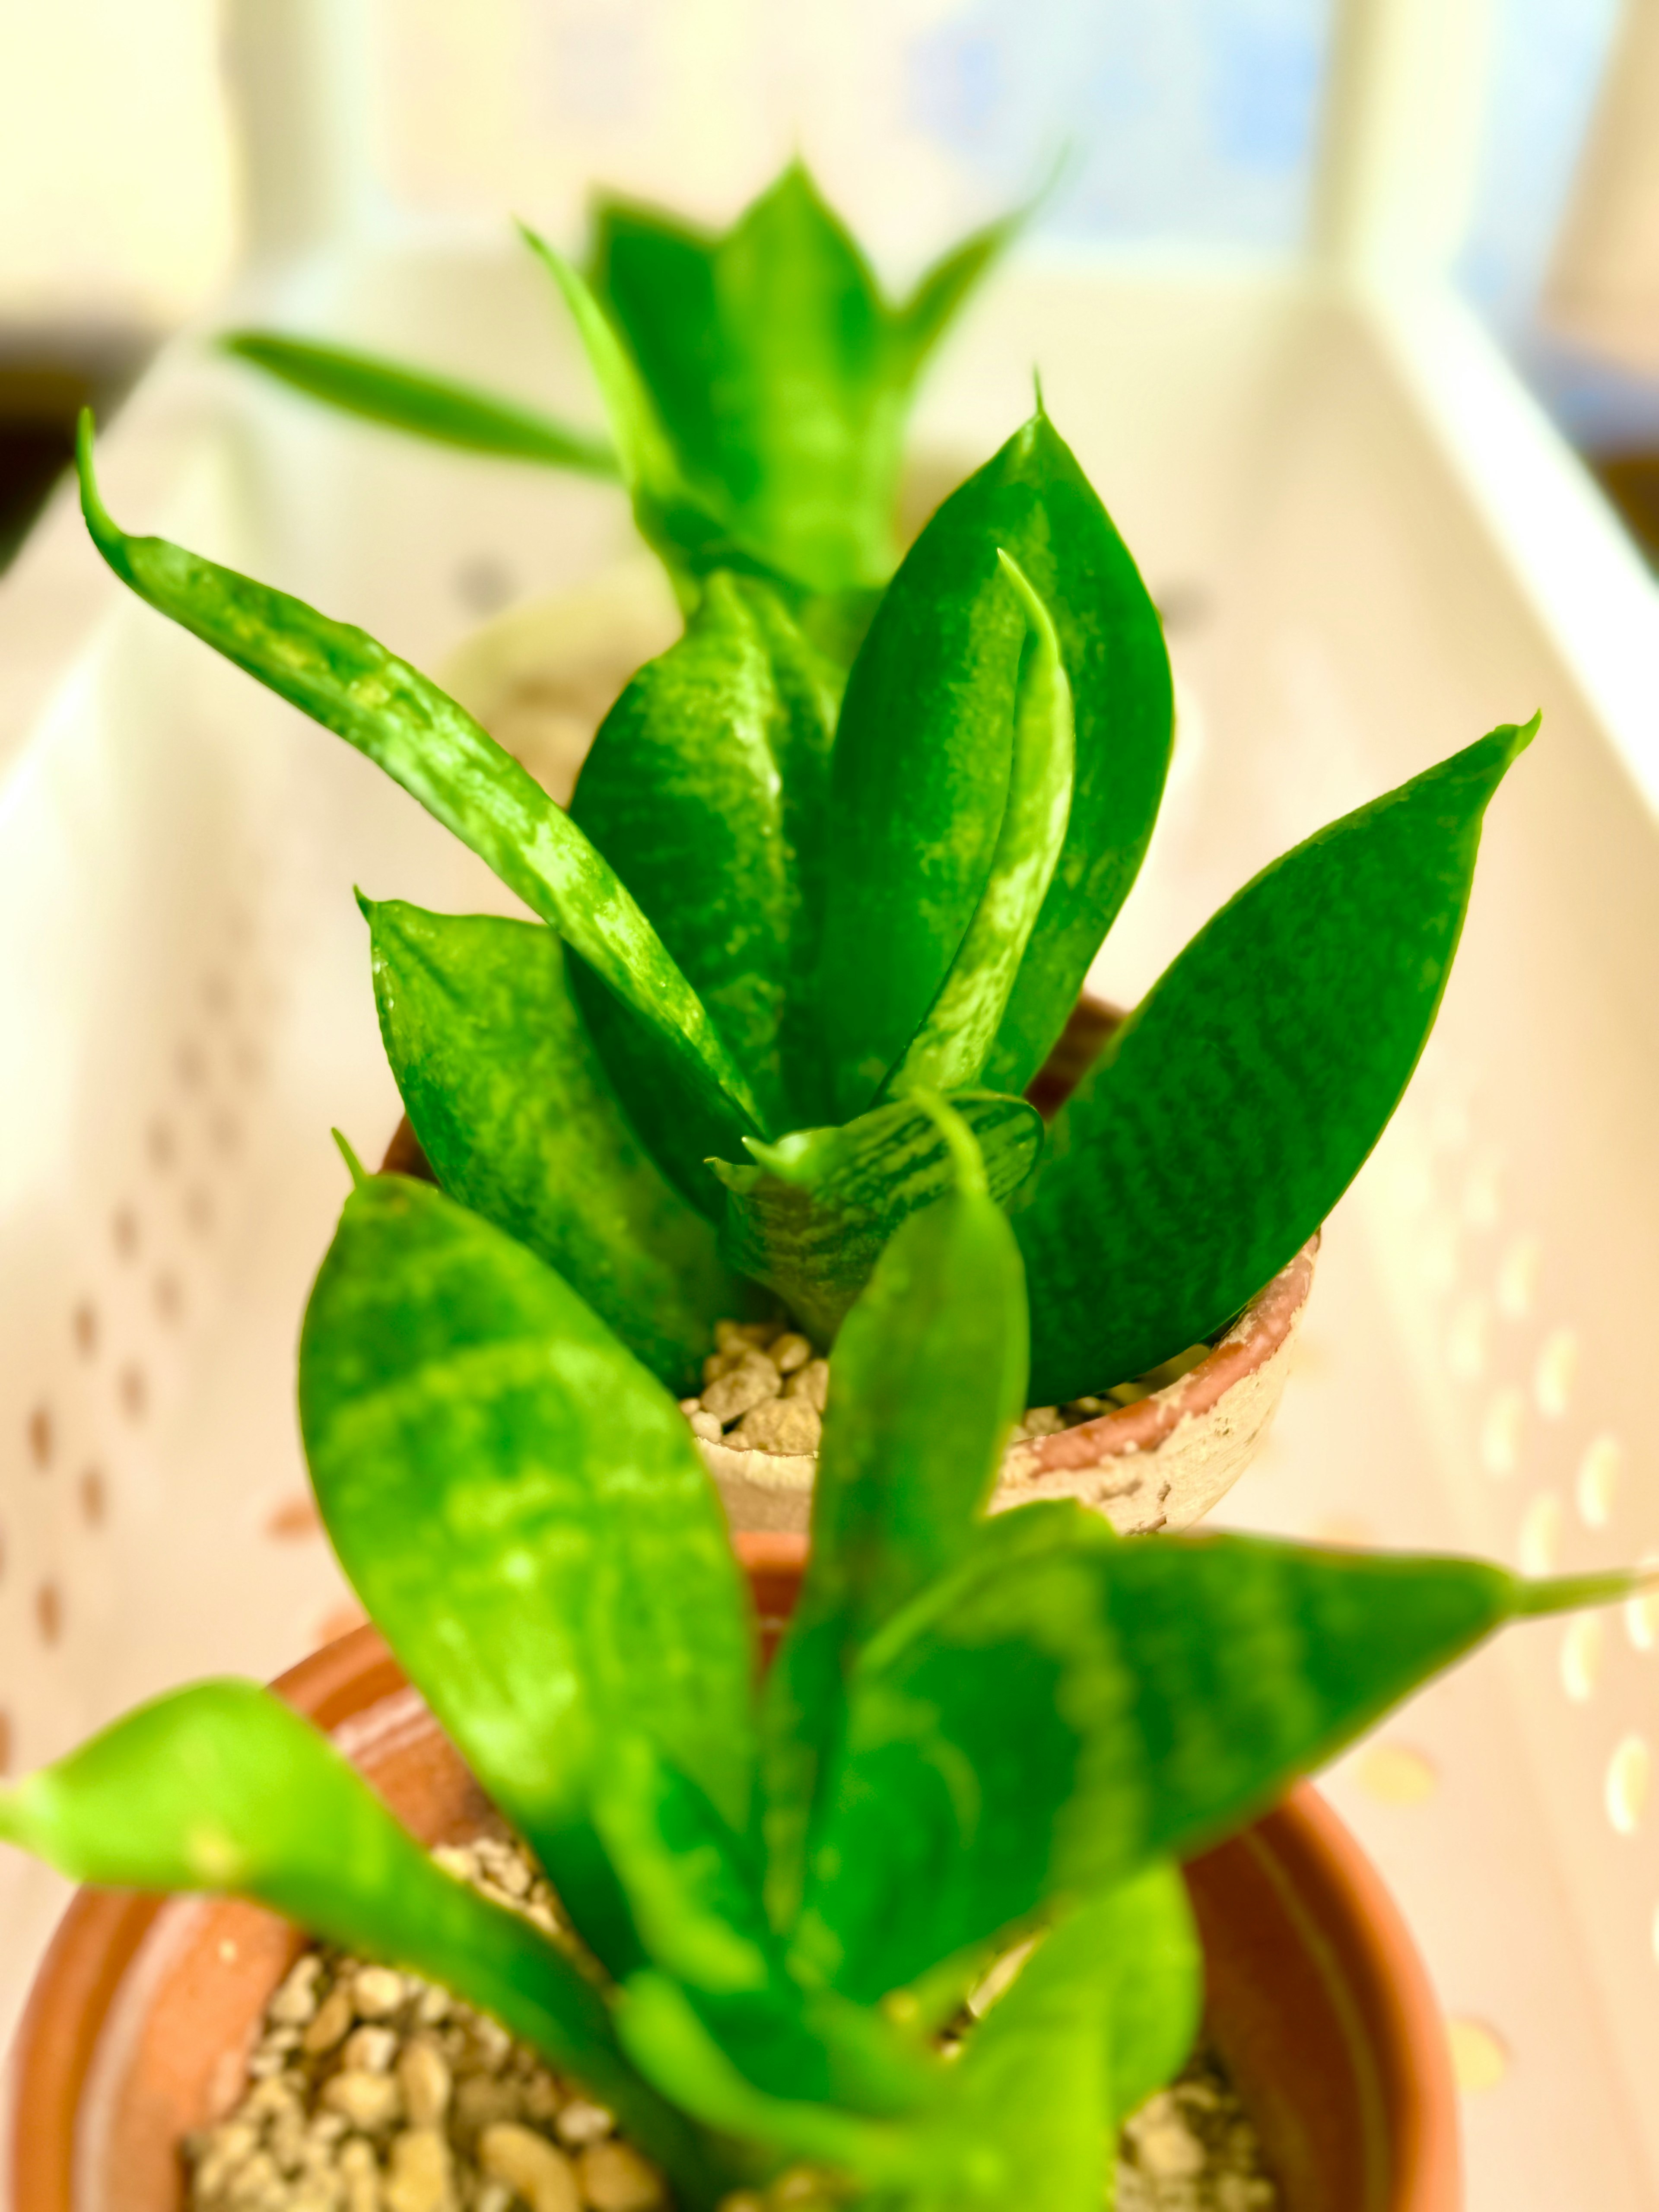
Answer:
[6,1534,1454,2212]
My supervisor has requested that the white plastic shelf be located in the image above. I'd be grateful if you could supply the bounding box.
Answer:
[2,235,1658,2210]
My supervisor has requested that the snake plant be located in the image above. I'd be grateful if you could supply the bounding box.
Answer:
[75,390,1529,1406]
[222,161,1025,657]
[0,1117,1635,2209]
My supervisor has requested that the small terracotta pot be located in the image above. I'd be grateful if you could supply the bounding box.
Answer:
[6,1534,1455,2212]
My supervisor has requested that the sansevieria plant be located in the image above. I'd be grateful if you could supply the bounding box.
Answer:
[222,162,1027,658]
[0,1117,1638,2209]
[74,391,1530,1408]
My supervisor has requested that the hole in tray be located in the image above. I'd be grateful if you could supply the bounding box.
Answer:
[454,554,518,617]
[154,1271,183,1323]
[184,1186,214,1236]
[79,1466,105,1526]
[176,1038,207,1090]
[1480,1388,1525,1478]
[1576,1435,1622,1529]
[146,1117,175,1172]
[26,1404,51,1471]
[1495,1233,1540,1319]
[72,1300,97,1356]
[118,1364,146,1421]
[1560,1616,1602,1702]
[35,1580,62,1646]
[202,969,234,1019]
[1446,2017,1509,2091]
[1353,1741,1437,1805]
[112,1205,138,1259]
[1534,1328,1578,1418]
[1606,1734,1650,1835]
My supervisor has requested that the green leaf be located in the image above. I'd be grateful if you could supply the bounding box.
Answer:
[819,410,1172,1117]
[1016,718,1537,1402]
[591,165,1021,607]
[589,193,726,497]
[800,1524,1620,2000]
[297,1173,756,1975]
[75,417,765,1143]
[0,1681,707,2183]
[615,1972,929,2188]
[1084,1864,1203,2126]
[692,163,896,596]
[904,1902,1114,2212]
[595,1735,935,2119]
[521,224,781,598]
[881,552,1074,1097]
[569,572,839,1140]
[364,898,741,1395]
[895,1863,1198,2212]
[710,1091,1043,1343]
[760,1147,1029,1927]
[889,203,1026,385]
[219,332,617,475]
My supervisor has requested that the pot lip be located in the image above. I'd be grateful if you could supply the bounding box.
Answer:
[1011,1230,1319,1475]
[8,1537,1456,2212]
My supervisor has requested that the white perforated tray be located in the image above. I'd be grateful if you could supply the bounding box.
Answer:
[3,237,1659,2210]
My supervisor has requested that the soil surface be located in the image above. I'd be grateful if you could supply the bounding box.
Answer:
[682,1317,1213,1459]
[187,1838,1280,2212]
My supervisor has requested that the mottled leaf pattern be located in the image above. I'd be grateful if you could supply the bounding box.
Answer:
[0,1683,706,2180]
[75,420,764,1141]
[819,410,1172,1117]
[365,898,739,1393]
[298,1175,755,1973]
[711,1092,1043,1341]
[569,572,838,1140]
[1017,719,1538,1401]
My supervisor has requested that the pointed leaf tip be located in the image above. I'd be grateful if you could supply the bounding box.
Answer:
[331,1129,369,1189]
[75,409,119,556]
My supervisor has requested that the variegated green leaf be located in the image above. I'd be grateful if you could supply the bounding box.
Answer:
[569,571,838,1146]
[219,332,617,474]
[760,1113,1028,1928]
[75,417,764,1141]
[0,1682,709,2183]
[1017,719,1536,1402]
[298,1173,756,1976]
[711,1092,1043,1342]
[882,552,1073,1097]
[800,1522,1631,2002]
[819,408,1172,1117]
[364,898,740,1393]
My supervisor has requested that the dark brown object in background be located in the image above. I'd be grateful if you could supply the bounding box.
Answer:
[9,1532,1459,2212]
[1591,449,1659,566]
[0,342,149,573]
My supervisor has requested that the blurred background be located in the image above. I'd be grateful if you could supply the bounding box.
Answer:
[6,0,1659,574]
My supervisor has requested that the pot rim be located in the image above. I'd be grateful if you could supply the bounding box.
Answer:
[6,1535,1458,2212]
